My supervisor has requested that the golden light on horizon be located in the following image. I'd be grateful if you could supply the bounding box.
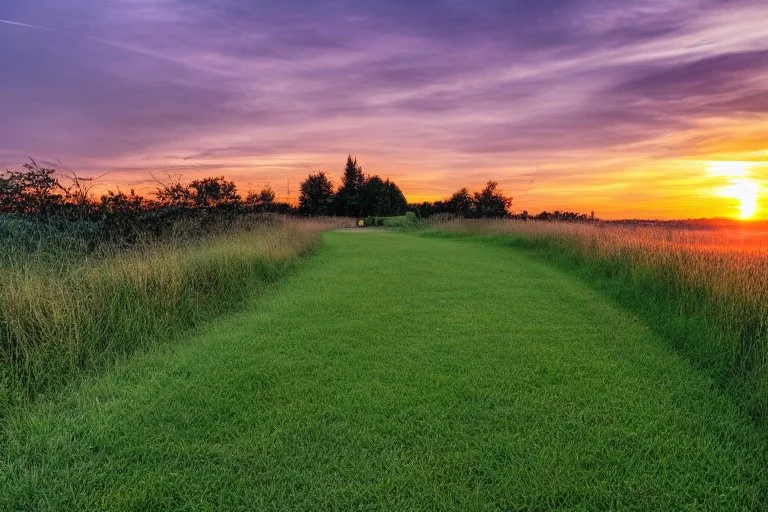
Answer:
[729,179,759,219]
[708,161,760,219]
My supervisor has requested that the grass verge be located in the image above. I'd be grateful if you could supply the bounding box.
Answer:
[421,219,768,422]
[0,218,341,418]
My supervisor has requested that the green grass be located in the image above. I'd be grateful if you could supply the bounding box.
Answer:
[364,211,419,227]
[418,220,768,423]
[1,231,766,510]
[0,219,325,416]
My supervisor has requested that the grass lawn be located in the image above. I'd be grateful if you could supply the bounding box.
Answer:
[1,230,766,510]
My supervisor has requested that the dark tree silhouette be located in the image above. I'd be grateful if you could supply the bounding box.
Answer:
[531,210,590,222]
[447,187,474,217]
[155,178,193,207]
[473,181,512,218]
[188,176,240,207]
[244,190,260,205]
[298,172,334,215]
[99,190,146,216]
[333,155,365,216]
[408,200,448,218]
[257,185,275,204]
[0,171,25,214]
[360,175,385,217]
[381,179,407,216]
[358,175,408,217]
[408,182,512,219]
[0,161,65,215]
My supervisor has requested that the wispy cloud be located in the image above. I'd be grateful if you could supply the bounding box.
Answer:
[1,0,767,217]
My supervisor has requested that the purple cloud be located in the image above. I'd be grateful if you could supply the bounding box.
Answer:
[1,0,767,218]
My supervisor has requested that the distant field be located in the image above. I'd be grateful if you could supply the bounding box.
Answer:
[1,230,766,510]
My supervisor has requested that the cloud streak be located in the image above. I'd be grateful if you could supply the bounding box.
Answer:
[1,0,767,218]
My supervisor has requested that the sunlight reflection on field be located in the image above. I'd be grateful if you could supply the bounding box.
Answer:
[646,223,768,254]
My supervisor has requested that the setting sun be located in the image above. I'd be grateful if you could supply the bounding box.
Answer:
[708,161,760,219]
[2,2,768,222]
[728,179,759,219]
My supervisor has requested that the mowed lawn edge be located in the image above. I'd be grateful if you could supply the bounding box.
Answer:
[417,225,768,424]
[1,230,766,510]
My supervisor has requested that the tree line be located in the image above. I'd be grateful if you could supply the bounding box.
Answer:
[408,183,596,221]
[0,157,408,220]
[298,156,407,217]
[408,181,513,219]
[0,160,292,219]
[1,156,594,223]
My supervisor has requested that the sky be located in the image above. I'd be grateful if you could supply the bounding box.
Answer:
[1,0,767,219]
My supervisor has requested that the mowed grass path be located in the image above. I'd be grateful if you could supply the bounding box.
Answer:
[2,231,766,510]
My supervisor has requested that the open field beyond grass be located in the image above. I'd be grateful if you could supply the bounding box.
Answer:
[1,230,766,510]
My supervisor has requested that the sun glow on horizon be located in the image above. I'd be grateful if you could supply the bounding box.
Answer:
[729,179,759,219]
[708,161,760,219]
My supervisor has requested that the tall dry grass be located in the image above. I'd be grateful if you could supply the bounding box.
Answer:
[0,217,349,416]
[429,218,768,420]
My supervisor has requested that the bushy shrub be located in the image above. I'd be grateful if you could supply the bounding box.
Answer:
[382,212,418,227]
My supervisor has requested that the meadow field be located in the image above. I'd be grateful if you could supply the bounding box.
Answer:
[425,219,768,423]
[0,216,349,419]
[0,218,767,508]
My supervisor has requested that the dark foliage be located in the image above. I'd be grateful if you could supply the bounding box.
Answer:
[298,172,334,216]
[408,181,512,219]
[257,185,276,204]
[332,155,366,216]
[0,162,301,254]
[359,176,407,217]
[524,211,594,222]
[447,188,474,218]
[327,156,408,217]
[154,177,193,207]
[0,161,64,216]
[408,183,596,222]
[473,181,512,218]
[99,190,146,217]
[188,176,240,207]
[1,156,595,247]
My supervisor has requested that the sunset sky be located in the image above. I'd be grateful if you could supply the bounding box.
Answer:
[1,0,767,219]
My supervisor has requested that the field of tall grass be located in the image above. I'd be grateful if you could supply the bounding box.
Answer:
[426,218,768,421]
[0,216,348,419]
